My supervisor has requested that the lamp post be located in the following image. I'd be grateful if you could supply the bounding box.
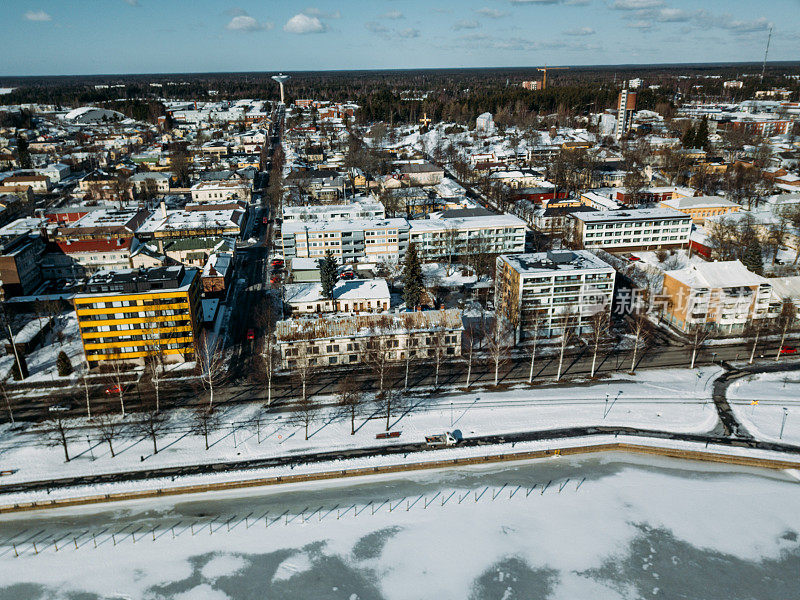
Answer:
[780,408,788,440]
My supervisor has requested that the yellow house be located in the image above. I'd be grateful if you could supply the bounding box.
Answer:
[74,266,202,366]
[659,195,740,224]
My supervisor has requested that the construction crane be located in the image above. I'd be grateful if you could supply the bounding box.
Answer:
[537,66,568,90]
[760,25,773,82]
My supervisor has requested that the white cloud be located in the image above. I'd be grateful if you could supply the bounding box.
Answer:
[303,7,341,19]
[454,19,480,30]
[365,21,389,34]
[24,10,51,21]
[612,0,663,9]
[627,20,653,29]
[565,26,596,35]
[284,13,327,34]
[226,15,273,32]
[476,7,507,18]
[654,8,689,22]
[381,9,404,19]
[398,28,420,38]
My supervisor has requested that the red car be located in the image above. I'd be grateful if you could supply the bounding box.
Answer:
[247,328,255,340]
[780,345,797,355]
[270,275,282,285]
[270,258,284,268]
[105,384,122,395]
[339,271,356,280]
[628,255,641,262]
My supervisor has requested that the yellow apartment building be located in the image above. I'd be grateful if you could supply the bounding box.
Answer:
[74,265,202,366]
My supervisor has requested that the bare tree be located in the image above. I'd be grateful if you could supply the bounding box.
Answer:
[555,311,578,382]
[485,318,508,387]
[775,300,797,362]
[42,413,73,462]
[292,333,318,404]
[0,380,13,424]
[463,326,479,389]
[365,325,392,395]
[588,308,611,379]
[747,319,764,365]
[628,307,652,375]
[291,393,319,440]
[93,411,124,457]
[336,377,364,435]
[105,358,128,417]
[687,324,710,369]
[135,401,167,455]
[441,225,460,276]
[374,387,400,431]
[193,406,220,450]
[197,332,227,408]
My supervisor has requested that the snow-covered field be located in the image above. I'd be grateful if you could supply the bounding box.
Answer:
[728,371,800,445]
[1,455,798,600]
[0,368,722,491]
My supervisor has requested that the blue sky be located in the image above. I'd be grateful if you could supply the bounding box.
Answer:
[2,0,798,75]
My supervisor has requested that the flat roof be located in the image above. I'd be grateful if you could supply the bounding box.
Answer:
[285,278,390,304]
[572,208,690,223]
[662,196,740,210]
[499,250,614,274]
[282,217,408,234]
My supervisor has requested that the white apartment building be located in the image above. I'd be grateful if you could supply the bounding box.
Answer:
[275,309,463,369]
[408,214,527,261]
[571,208,691,252]
[281,218,409,263]
[190,180,251,203]
[496,250,616,340]
[282,201,385,223]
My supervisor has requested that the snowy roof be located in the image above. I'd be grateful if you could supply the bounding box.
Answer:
[282,217,408,235]
[409,213,526,232]
[284,278,390,305]
[572,208,690,223]
[768,276,800,300]
[661,196,739,210]
[499,250,614,275]
[276,308,462,341]
[665,260,767,290]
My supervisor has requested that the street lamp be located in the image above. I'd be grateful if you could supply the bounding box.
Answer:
[780,407,789,440]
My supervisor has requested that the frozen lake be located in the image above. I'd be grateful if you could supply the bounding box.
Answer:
[1,453,799,599]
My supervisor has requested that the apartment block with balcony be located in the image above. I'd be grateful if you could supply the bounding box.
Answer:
[571,208,691,252]
[408,213,527,261]
[74,266,202,366]
[495,250,617,341]
[661,261,781,335]
[275,309,463,369]
[281,217,410,263]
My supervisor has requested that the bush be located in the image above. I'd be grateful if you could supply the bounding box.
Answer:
[56,351,73,377]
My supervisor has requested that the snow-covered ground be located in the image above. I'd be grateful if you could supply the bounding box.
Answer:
[728,371,800,445]
[1,454,798,600]
[0,312,86,384]
[0,368,722,492]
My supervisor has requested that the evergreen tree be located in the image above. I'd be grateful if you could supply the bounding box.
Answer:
[742,238,763,275]
[682,126,696,149]
[318,251,338,300]
[402,242,424,309]
[56,351,73,377]
[695,117,710,151]
[16,135,31,169]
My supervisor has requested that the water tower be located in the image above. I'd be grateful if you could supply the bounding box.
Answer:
[271,73,290,105]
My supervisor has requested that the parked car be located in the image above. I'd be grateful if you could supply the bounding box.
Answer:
[339,271,356,280]
[780,345,797,355]
[247,328,255,340]
[270,275,282,285]
[270,258,284,268]
[105,384,122,395]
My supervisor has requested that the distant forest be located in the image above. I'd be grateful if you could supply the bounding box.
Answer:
[2,62,799,126]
